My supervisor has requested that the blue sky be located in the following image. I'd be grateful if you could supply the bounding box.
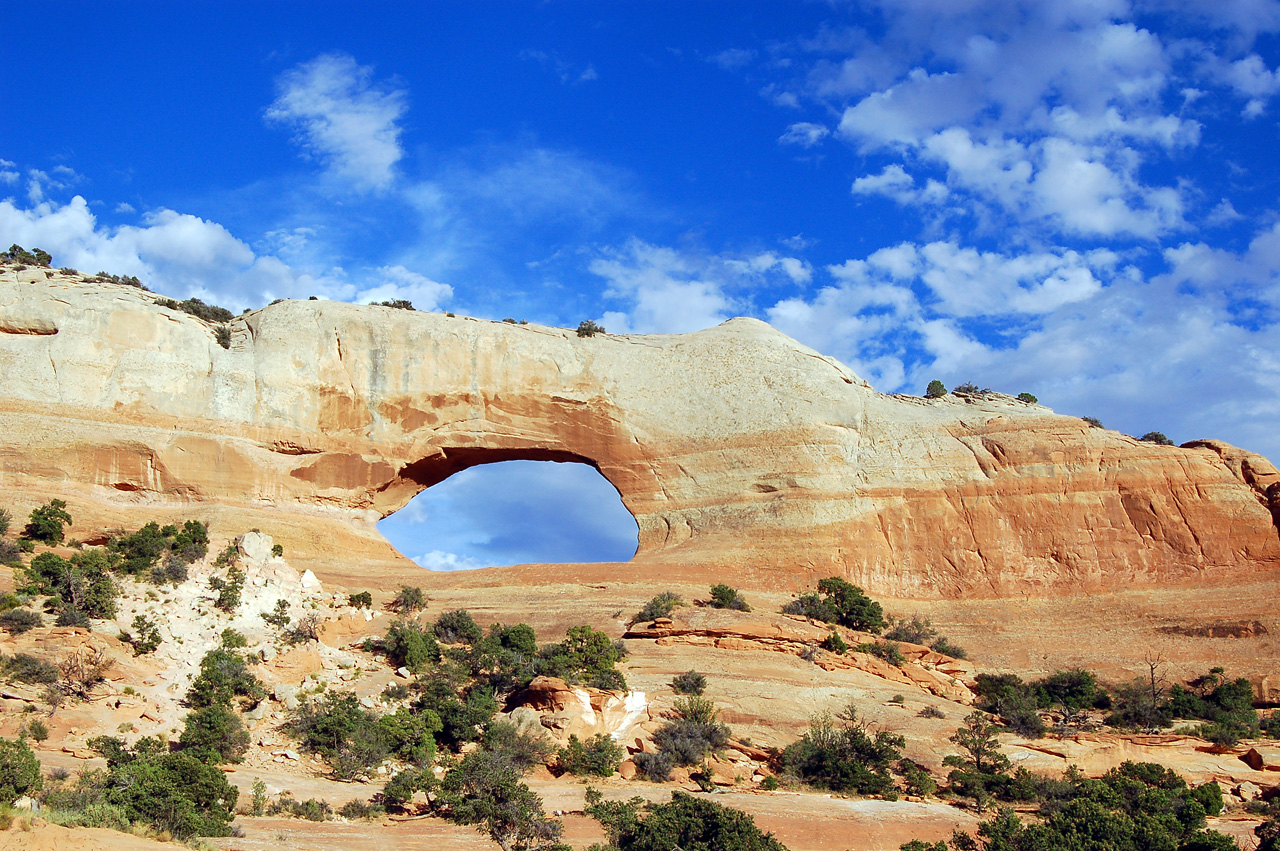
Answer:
[4,2,1280,568]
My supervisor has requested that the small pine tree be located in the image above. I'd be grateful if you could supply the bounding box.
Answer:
[925,380,947,398]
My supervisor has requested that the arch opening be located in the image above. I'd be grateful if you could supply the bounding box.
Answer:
[377,457,640,571]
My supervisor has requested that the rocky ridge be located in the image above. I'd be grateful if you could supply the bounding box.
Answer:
[1,270,1278,598]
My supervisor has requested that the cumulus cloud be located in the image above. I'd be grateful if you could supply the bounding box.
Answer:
[589,240,812,334]
[355,265,453,312]
[266,53,407,191]
[0,194,451,313]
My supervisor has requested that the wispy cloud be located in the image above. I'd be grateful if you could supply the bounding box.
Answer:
[266,53,407,191]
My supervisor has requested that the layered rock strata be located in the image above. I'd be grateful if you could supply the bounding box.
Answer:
[1,271,1278,596]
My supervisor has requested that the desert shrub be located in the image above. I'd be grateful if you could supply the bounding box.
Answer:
[635,591,684,622]
[377,299,415,310]
[1,244,52,267]
[339,798,385,819]
[821,631,849,654]
[633,750,675,782]
[122,614,162,655]
[108,522,170,576]
[412,676,497,749]
[288,692,391,779]
[186,647,264,708]
[557,733,625,777]
[380,767,432,809]
[885,615,936,645]
[349,591,373,609]
[268,792,332,821]
[220,627,248,648]
[1141,431,1175,445]
[179,703,250,763]
[215,325,231,348]
[379,706,441,767]
[285,612,321,645]
[381,619,442,671]
[929,636,968,659]
[925,379,947,398]
[708,583,751,611]
[209,563,245,613]
[918,705,946,719]
[391,585,427,613]
[536,624,627,691]
[24,718,48,743]
[650,696,730,768]
[57,644,112,700]
[899,760,938,796]
[24,548,117,620]
[482,719,554,772]
[156,297,234,323]
[1017,392,1038,403]
[782,705,903,795]
[261,599,291,629]
[24,498,72,544]
[586,788,790,851]
[0,607,41,634]
[1082,416,1104,428]
[783,577,886,633]
[670,670,707,695]
[856,640,905,666]
[438,749,566,851]
[271,543,284,556]
[0,539,21,568]
[1262,713,1280,739]
[434,609,483,645]
[0,736,42,803]
[83,735,237,838]
[0,508,9,537]
[953,382,980,394]
[0,652,58,684]
[576,319,604,337]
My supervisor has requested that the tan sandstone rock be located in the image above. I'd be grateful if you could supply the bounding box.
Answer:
[0,273,1277,599]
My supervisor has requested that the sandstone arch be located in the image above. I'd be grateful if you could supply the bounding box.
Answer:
[1,272,1278,597]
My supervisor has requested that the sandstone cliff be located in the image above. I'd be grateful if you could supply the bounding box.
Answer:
[1,270,1277,596]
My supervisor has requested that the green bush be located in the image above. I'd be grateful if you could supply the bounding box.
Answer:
[179,703,250,763]
[209,563,245,613]
[25,498,72,544]
[377,299,415,310]
[708,583,751,611]
[925,379,947,398]
[156,297,234,323]
[124,614,162,655]
[782,705,903,795]
[1017,392,1038,403]
[646,696,730,772]
[0,508,9,537]
[83,735,237,838]
[635,591,684,622]
[20,549,117,620]
[482,719,554,772]
[381,619,442,671]
[380,767,432,810]
[0,736,42,803]
[0,607,42,634]
[821,631,849,654]
[1,244,52,267]
[856,640,905,666]
[439,749,567,850]
[0,652,59,684]
[186,647,264,708]
[1082,416,1104,428]
[1141,431,1175,445]
[556,733,625,777]
[670,670,707,695]
[412,677,497,749]
[349,591,373,609]
[782,577,885,633]
[391,585,427,613]
[587,788,790,851]
[434,609,483,645]
[268,793,332,821]
[536,624,627,691]
[576,319,605,337]
[899,759,938,796]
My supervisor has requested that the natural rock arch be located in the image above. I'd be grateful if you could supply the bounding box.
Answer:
[1,272,1278,597]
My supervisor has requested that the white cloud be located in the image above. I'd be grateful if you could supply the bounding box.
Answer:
[852,164,950,206]
[712,48,755,70]
[779,122,830,147]
[355,265,453,312]
[266,53,407,191]
[113,202,135,215]
[413,550,485,571]
[589,240,812,334]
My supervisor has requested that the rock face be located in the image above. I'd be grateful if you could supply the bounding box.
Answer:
[2,271,1278,596]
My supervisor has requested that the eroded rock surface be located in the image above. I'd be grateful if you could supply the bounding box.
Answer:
[2,272,1278,596]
